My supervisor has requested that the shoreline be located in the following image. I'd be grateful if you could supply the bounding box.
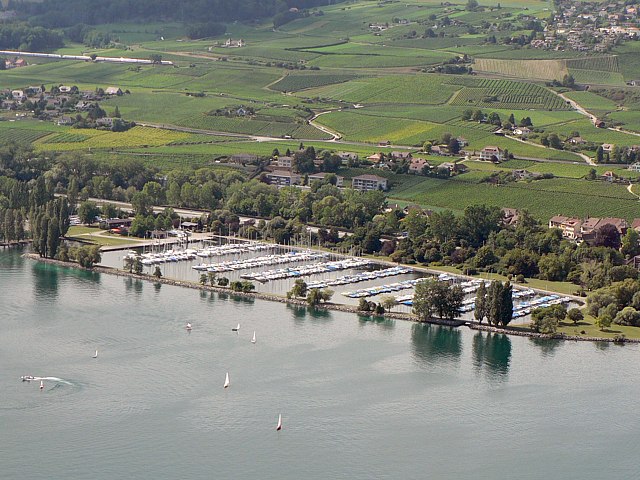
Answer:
[24,253,639,344]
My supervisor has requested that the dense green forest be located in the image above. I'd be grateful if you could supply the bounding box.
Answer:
[7,0,344,27]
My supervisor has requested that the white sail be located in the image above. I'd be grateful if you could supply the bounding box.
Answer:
[276,414,282,431]
[224,372,230,388]
[93,349,98,358]
[232,323,240,332]
[186,322,192,331]
[251,331,256,344]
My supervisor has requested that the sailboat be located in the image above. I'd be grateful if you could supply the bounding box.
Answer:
[39,380,44,390]
[232,323,240,332]
[251,331,256,344]
[92,349,98,358]
[186,322,192,331]
[224,372,230,388]
[276,414,282,431]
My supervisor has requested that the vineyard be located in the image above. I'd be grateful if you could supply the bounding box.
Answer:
[0,127,56,144]
[41,133,91,144]
[449,79,570,110]
[565,56,620,72]
[299,75,459,105]
[389,175,640,221]
[175,115,331,140]
[269,74,361,92]
[34,126,190,151]
[567,69,625,86]
[473,58,568,81]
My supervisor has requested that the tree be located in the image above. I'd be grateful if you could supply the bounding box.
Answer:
[596,312,613,331]
[200,273,207,285]
[208,271,216,286]
[567,308,584,326]
[287,279,308,298]
[466,0,479,11]
[447,136,461,155]
[113,105,121,118]
[380,295,398,312]
[621,228,639,257]
[153,266,162,278]
[547,133,563,150]
[134,257,143,274]
[474,281,487,323]
[500,281,513,327]
[614,306,640,326]
[413,279,435,321]
[562,74,575,89]
[596,146,604,163]
[307,288,333,305]
[487,112,501,126]
[77,200,99,225]
[472,109,484,122]
[149,54,163,64]
[594,223,621,250]
[124,256,135,273]
[461,109,473,121]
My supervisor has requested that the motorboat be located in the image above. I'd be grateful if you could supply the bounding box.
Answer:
[21,375,35,382]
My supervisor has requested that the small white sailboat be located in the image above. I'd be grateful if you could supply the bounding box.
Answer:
[276,414,282,431]
[232,323,240,332]
[224,372,230,389]
[251,331,256,344]
[186,322,192,331]
[39,380,44,390]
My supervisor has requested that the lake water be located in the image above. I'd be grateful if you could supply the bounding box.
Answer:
[1,248,638,480]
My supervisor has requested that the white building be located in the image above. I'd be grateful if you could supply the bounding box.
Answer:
[479,146,503,162]
[351,174,388,191]
[307,172,344,187]
[266,170,301,186]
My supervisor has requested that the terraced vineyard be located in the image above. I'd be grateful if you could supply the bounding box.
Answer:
[474,58,568,81]
[567,69,625,86]
[42,133,91,143]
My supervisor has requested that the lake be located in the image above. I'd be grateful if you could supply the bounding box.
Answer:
[1,248,637,480]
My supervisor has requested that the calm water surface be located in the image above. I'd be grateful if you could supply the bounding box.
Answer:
[1,249,638,479]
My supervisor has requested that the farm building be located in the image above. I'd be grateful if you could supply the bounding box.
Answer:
[479,146,504,162]
[351,174,388,191]
[628,162,640,172]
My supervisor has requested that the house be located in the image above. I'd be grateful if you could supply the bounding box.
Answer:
[549,215,582,240]
[105,87,123,95]
[230,153,258,164]
[338,152,358,162]
[568,136,586,145]
[430,145,449,156]
[439,162,468,174]
[223,38,246,48]
[59,86,72,93]
[276,156,293,168]
[593,118,606,128]
[513,127,532,137]
[57,116,74,126]
[378,140,391,147]
[266,170,301,186]
[25,86,43,95]
[307,172,344,187]
[408,158,430,174]
[351,174,388,191]
[11,90,24,100]
[96,117,114,128]
[632,218,640,232]
[456,137,468,148]
[367,153,383,163]
[601,143,614,153]
[390,151,412,160]
[581,217,628,237]
[512,169,540,180]
[502,208,519,226]
[100,218,133,229]
[602,170,617,181]
[75,101,91,111]
[479,146,503,162]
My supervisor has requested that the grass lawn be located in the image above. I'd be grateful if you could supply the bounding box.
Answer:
[66,228,146,247]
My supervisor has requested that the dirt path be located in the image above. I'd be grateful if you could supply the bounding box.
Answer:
[309,110,343,141]
[504,134,595,165]
[627,183,640,200]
